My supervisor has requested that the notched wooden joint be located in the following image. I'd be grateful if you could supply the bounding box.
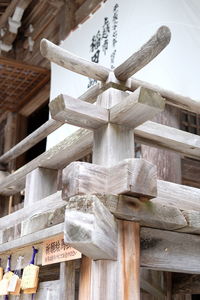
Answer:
[62,158,157,200]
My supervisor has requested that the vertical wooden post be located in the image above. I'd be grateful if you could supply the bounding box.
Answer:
[24,167,58,206]
[78,74,140,300]
[59,261,76,300]
[141,104,181,298]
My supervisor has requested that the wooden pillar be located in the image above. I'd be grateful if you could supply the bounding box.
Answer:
[59,261,76,300]
[78,80,140,300]
[141,105,181,299]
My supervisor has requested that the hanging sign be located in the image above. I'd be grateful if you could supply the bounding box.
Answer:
[42,234,81,266]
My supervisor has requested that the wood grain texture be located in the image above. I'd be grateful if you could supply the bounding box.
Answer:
[62,161,107,200]
[93,123,134,167]
[114,26,171,81]
[118,221,140,300]
[78,256,91,300]
[0,119,62,164]
[62,158,157,199]
[135,120,200,161]
[99,194,187,231]
[110,87,165,128]
[49,94,108,129]
[108,158,157,198]
[0,128,93,195]
[64,195,118,260]
[130,77,200,114]
[141,227,200,273]
[40,38,110,81]
[24,167,58,206]
[59,261,75,300]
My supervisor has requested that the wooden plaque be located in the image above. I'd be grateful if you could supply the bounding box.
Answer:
[9,278,21,295]
[42,234,81,266]
[23,277,38,294]
[0,279,9,296]
[21,264,39,290]
[7,274,19,292]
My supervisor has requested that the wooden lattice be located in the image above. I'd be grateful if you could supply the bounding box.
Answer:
[0,57,50,118]
[181,110,200,135]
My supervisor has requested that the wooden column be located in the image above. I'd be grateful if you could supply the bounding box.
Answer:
[78,78,140,300]
[141,105,181,298]
[59,261,76,300]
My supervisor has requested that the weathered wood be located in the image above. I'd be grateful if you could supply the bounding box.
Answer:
[135,120,200,161]
[130,77,200,114]
[114,26,171,81]
[40,39,110,81]
[156,180,200,211]
[99,194,187,231]
[78,256,91,300]
[93,123,134,167]
[0,223,64,253]
[108,158,157,198]
[0,128,93,195]
[21,205,65,237]
[141,227,200,273]
[64,195,118,260]
[172,273,200,295]
[182,158,200,188]
[59,261,75,300]
[49,94,108,129]
[62,161,107,200]
[140,104,182,185]
[110,87,165,128]
[0,191,64,230]
[141,278,165,299]
[62,158,157,199]
[0,82,108,166]
[24,167,58,206]
[118,221,140,300]
[0,119,62,163]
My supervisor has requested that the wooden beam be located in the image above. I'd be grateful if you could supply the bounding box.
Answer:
[130,77,200,114]
[99,194,187,231]
[64,195,118,260]
[110,87,165,127]
[114,26,171,81]
[0,191,64,231]
[0,223,64,253]
[141,278,165,299]
[0,128,93,195]
[62,159,157,199]
[49,94,108,129]
[0,119,62,164]
[135,120,200,160]
[141,227,200,273]
[40,38,110,81]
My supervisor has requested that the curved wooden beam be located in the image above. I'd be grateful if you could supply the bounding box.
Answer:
[40,39,110,82]
[114,26,171,81]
